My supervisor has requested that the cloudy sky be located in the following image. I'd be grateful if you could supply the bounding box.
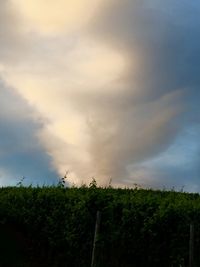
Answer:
[0,0,200,190]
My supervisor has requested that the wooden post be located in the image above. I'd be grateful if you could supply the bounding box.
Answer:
[91,211,101,267]
[189,223,194,267]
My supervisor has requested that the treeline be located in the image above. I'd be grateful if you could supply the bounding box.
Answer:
[1,185,200,267]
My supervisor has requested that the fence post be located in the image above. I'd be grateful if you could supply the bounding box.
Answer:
[91,211,101,267]
[189,223,194,267]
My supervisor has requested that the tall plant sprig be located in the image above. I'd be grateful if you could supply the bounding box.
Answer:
[58,171,69,188]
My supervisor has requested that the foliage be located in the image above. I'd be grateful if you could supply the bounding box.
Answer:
[16,176,26,187]
[0,185,200,266]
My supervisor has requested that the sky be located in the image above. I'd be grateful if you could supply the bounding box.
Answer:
[0,0,200,190]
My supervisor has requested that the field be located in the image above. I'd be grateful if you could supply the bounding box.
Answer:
[1,185,200,267]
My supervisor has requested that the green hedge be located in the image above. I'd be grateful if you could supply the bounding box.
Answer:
[0,186,200,267]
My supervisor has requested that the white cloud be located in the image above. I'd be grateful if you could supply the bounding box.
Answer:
[10,0,103,34]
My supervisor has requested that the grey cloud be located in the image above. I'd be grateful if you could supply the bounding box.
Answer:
[0,80,57,186]
[90,0,200,98]
[123,124,200,191]
[81,0,200,184]
[0,1,25,62]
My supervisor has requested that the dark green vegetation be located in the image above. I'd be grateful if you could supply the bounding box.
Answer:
[1,185,200,267]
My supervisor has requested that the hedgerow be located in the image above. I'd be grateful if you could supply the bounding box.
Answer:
[0,186,200,266]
